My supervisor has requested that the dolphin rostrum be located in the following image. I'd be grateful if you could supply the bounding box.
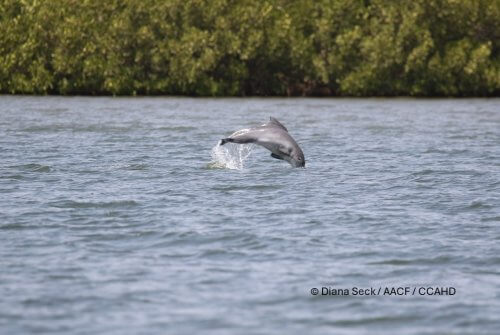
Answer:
[220,117,305,167]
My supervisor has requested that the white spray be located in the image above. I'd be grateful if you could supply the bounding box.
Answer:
[209,142,253,170]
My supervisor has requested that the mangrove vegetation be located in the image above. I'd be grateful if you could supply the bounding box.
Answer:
[1,0,499,96]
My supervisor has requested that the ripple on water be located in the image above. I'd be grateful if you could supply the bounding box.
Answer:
[155,126,197,132]
[482,216,500,222]
[423,148,470,155]
[49,200,139,209]
[211,185,282,192]
[0,174,25,180]
[0,223,44,230]
[21,124,139,133]
[13,163,51,173]
[412,169,469,177]
[409,169,487,183]
[368,255,456,266]
[330,314,422,327]
[466,199,494,210]
[122,164,148,171]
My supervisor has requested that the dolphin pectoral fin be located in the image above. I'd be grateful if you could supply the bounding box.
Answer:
[270,153,284,160]
[278,145,291,157]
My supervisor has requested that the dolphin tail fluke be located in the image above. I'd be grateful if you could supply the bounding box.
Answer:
[219,138,232,146]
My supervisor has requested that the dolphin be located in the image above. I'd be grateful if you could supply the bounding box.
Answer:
[220,117,305,167]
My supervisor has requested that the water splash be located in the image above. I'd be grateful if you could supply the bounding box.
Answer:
[209,142,253,170]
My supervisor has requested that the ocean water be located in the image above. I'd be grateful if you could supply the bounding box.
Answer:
[0,96,499,334]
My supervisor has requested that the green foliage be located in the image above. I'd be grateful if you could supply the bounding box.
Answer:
[0,0,498,96]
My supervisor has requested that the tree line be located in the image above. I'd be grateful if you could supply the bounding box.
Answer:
[0,0,499,96]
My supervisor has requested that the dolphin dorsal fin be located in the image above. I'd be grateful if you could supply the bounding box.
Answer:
[268,117,288,132]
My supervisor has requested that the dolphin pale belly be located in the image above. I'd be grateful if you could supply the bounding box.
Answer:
[220,117,305,167]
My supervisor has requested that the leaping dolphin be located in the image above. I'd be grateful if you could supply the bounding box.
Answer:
[220,117,305,167]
